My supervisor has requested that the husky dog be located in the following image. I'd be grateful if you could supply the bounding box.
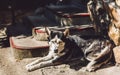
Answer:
[26,28,113,72]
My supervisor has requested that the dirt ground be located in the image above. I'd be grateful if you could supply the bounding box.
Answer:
[0,47,120,75]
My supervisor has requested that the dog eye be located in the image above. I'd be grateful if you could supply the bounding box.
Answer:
[51,41,55,43]
[58,41,63,44]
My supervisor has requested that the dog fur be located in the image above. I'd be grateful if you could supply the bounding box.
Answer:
[25,28,113,72]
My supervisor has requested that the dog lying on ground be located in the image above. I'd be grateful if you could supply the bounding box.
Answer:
[25,28,113,72]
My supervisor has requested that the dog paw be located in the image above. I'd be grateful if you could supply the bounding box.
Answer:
[25,65,30,71]
[25,65,40,72]
[85,67,95,72]
[26,64,31,68]
[25,65,34,72]
[80,67,87,72]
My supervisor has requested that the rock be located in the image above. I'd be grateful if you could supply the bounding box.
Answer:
[113,46,120,64]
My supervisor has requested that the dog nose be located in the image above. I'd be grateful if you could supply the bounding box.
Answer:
[54,49,58,53]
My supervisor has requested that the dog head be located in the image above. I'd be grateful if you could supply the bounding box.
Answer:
[45,27,69,53]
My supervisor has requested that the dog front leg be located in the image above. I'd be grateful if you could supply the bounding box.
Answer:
[26,54,53,69]
[26,56,59,72]
[26,60,54,71]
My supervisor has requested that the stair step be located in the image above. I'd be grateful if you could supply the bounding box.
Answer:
[10,35,49,60]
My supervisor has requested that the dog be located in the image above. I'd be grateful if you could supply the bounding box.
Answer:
[25,27,113,72]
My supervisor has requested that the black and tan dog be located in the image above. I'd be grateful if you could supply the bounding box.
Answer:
[26,28,113,72]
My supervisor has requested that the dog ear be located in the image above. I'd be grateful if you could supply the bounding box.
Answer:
[45,27,51,35]
[63,28,69,37]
